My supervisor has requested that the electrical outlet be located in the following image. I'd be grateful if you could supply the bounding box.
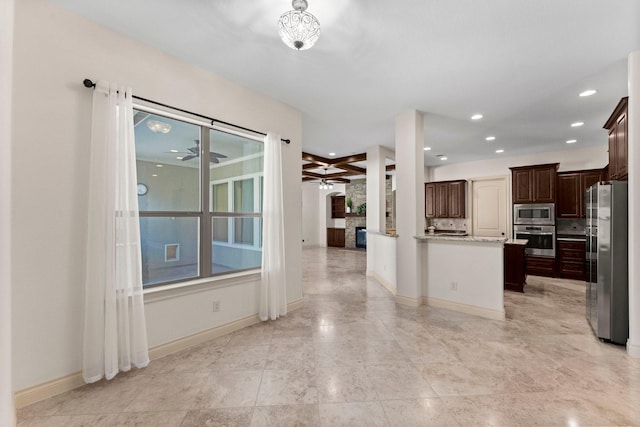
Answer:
[212,301,220,312]
[450,282,458,291]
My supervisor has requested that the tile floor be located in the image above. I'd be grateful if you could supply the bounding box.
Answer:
[17,247,640,426]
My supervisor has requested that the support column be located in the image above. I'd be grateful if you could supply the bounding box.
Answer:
[395,110,425,305]
[628,50,640,358]
[0,0,15,424]
[366,146,386,273]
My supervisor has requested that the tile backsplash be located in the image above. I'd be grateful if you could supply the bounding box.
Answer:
[426,218,467,231]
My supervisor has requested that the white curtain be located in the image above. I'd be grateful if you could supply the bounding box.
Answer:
[83,81,149,383]
[260,132,287,321]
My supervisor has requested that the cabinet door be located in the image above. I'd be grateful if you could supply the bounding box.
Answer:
[435,183,449,218]
[512,170,533,203]
[608,128,618,179]
[616,112,628,179]
[533,166,556,203]
[448,181,466,218]
[556,173,580,218]
[425,183,436,218]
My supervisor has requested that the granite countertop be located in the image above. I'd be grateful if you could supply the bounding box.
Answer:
[368,230,399,238]
[504,239,528,245]
[415,234,508,243]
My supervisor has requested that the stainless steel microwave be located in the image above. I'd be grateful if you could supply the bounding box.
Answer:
[513,203,555,225]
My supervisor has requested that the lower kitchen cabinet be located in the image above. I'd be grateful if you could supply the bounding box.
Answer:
[327,228,345,247]
[557,240,586,280]
[526,255,556,277]
[504,243,526,292]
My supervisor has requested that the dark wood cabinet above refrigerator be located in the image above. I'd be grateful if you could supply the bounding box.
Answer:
[556,169,603,218]
[604,97,628,181]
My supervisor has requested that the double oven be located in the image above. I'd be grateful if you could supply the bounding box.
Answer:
[513,203,555,257]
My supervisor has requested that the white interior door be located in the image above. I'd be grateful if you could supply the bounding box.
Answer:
[471,177,508,237]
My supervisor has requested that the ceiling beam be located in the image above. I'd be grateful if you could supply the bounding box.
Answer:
[302,152,367,169]
[303,170,361,179]
[386,164,396,171]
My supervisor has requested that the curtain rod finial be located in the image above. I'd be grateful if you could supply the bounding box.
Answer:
[83,79,96,88]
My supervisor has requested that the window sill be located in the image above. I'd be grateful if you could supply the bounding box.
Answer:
[143,269,261,303]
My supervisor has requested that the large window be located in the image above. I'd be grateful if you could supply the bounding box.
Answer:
[134,109,264,287]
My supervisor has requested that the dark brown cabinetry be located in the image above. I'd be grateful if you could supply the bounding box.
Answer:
[327,228,345,247]
[425,180,466,218]
[331,195,345,218]
[526,255,556,277]
[557,240,586,281]
[510,164,559,204]
[556,169,603,218]
[504,243,527,292]
[604,97,628,181]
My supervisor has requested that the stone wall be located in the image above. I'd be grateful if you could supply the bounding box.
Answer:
[345,179,366,248]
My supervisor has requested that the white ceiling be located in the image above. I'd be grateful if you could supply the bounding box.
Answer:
[52,0,640,166]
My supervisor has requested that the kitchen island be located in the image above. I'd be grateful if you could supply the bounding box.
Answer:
[415,234,508,320]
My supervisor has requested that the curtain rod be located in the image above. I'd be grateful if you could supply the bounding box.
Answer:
[82,79,291,144]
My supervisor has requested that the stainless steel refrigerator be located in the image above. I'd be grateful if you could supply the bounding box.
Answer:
[585,181,628,345]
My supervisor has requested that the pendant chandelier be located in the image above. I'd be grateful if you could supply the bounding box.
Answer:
[278,0,321,51]
[319,179,333,190]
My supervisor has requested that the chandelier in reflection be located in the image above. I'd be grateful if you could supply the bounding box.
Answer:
[278,0,320,51]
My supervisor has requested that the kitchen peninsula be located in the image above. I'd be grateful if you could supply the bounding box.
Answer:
[415,233,514,320]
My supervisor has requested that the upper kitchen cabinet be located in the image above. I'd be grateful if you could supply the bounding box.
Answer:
[604,97,628,181]
[510,163,559,204]
[425,180,466,218]
[556,169,603,218]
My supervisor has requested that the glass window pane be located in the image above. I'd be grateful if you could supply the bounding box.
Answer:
[212,217,261,274]
[212,217,229,243]
[234,179,254,213]
[139,216,199,286]
[212,182,228,212]
[209,130,263,213]
[134,110,201,212]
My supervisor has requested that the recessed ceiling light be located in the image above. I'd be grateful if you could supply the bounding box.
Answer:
[496,149,504,153]
[176,156,183,160]
[424,147,431,151]
[170,149,179,153]
[485,136,496,141]
[571,122,584,127]
[329,152,336,156]
[440,157,448,161]
[579,89,597,97]
[156,164,163,168]
[566,139,577,144]
[152,174,158,177]
[471,114,483,120]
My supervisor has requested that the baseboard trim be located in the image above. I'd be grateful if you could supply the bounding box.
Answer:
[394,294,423,307]
[423,297,505,321]
[15,299,305,409]
[627,340,640,358]
[368,271,396,296]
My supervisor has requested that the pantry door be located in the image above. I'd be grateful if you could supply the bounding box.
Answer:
[471,177,508,237]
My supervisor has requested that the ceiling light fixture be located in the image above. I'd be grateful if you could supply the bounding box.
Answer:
[318,168,333,190]
[571,122,584,127]
[278,0,321,51]
[147,119,172,134]
[471,114,483,120]
[566,139,577,144]
[170,149,179,153]
[156,164,163,168]
[485,136,496,141]
[440,157,448,161]
[329,152,336,156]
[496,149,504,153]
[424,147,431,151]
[579,89,597,97]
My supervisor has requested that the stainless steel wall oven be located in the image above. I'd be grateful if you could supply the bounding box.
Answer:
[513,224,555,257]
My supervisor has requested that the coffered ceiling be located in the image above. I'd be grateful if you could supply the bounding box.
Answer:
[52,0,640,166]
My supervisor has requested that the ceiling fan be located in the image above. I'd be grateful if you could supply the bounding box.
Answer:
[180,140,228,164]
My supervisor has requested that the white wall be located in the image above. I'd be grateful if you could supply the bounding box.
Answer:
[11,0,302,391]
[367,234,397,294]
[427,144,608,182]
[1,0,15,423]
[301,183,346,247]
[301,182,321,246]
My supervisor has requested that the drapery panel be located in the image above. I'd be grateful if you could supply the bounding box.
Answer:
[260,132,287,321]
[83,81,149,383]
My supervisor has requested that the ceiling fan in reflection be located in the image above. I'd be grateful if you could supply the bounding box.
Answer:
[176,140,228,164]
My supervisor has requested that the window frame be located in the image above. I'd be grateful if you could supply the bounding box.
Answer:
[134,103,264,289]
